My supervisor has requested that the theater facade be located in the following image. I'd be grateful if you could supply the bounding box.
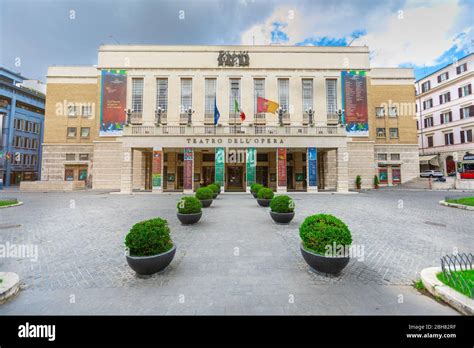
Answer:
[41,45,419,193]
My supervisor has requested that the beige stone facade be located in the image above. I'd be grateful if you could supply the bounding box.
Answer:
[40,45,419,192]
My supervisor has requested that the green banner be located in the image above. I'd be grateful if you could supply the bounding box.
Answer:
[215,147,225,186]
[246,148,256,186]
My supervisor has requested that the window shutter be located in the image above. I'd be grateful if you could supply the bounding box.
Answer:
[468,84,472,95]
[445,133,448,145]
[449,112,452,122]
[439,95,442,104]
[469,105,474,117]
[440,115,444,124]
[424,119,427,128]
[467,130,473,143]
[457,66,461,74]
[446,72,449,79]
[460,108,464,119]
[437,75,441,83]
[447,92,450,102]
[461,131,465,144]
[458,87,462,98]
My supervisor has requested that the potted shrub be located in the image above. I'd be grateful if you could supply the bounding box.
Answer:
[374,175,379,189]
[269,195,295,223]
[213,182,222,194]
[355,175,362,190]
[207,183,219,199]
[250,183,263,198]
[195,187,213,207]
[299,214,352,275]
[125,218,176,275]
[257,187,274,207]
[176,196,202,225]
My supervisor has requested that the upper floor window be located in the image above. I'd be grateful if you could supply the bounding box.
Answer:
[458,84,472,98]
[388,107,397,117]
[131,78,144,113]
[80,127,90,138]
[460,129,473,144]
[424,116,434,128]
[376,128,386,138]
[390,153,401,161]
[375,107,385,117]
[180,78,192,113]
[437,72,449,83]
[156,78,168,113]
[67,104,77,117]
[67,127,77,138]
[456,63,467,75]
[427,135,434,147]
[389,128,399,138]
[204,78,216,116]
[254,79,265,114]
[439,92,451,104]
[81,105,92,117]
[421,81,431,93]
[460,106,473,119]
[302,79,313,113]
[444,132,454,145]
[278,78,289,113]
[440,111,452,124]
[79,153,89,161]
[229,78,241,115]
[423,99,433,110]
[326,79,337,114]
[66,153,76,161]
[377,153,387,161]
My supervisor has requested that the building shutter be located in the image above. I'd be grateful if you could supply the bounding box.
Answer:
[447,92,450,102]
[456,66,461,74]
[469,105,474,117]
[449,111,452,122]
[437,75,441,83]
[424,118,427,128]
[461,131,465,144]
[444,133,448,145]
[439,95,442,104]
[460,108,464,119]
[468,130,473,143]
[458,87,462,98]
[468,84,472,95]
[440,115,444,124]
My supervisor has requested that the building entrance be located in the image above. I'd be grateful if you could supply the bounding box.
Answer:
[226,165,245,191]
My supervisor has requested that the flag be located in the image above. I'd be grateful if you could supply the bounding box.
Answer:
[234,99,246,122]
[257,97,279,114]
[214,98,220,125]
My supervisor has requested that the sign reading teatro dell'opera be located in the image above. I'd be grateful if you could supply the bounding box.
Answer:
[186,137,284,146]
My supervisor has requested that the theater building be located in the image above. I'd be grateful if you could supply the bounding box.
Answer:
[40,45,419,193]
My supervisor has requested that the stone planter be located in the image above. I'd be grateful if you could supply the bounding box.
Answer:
[257,198,271,207]
[212,193,218,199]
[199,199,213,208]
[126,245,176,275]
[300,244,349,275]
[177,211,202,225]
[270,211,295,224]
[252,192,258,198]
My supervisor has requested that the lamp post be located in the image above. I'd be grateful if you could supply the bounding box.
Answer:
[155,107,163,126]
[186,107,194,126]
[277,107,285,126]
[336,109,344,127]
[124,108,132,126]
[305,107,315,126]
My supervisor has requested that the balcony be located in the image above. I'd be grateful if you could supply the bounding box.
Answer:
[179,114,190,125]
[326,113,339,125]
[281,114,291,125]
[130,112,143,125]
[204,114,215,125]
[228,114,242,125]
[254,113,266,125]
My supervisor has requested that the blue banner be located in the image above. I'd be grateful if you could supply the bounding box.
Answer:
[308,148,317,187]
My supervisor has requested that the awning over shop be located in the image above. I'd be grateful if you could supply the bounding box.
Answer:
[419,155,439,166]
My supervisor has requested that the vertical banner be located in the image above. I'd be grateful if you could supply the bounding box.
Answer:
[342,70,368,137]
[215,147,225,186]
[308,147,318,187]
[246,148,256,186]
[277,148,287,187]
[100,69,127,136]
[152,150,162,189]
[184,148,193,191]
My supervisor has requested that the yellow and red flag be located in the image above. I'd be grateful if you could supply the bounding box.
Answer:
[257,97,279,114]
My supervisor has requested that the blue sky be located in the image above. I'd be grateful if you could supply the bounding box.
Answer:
[1,0,473,81]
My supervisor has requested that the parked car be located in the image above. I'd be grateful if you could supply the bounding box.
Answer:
[420,170,444,178]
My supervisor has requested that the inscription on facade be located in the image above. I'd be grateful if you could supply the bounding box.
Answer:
[186,138,284,145]
[217,51,249,67]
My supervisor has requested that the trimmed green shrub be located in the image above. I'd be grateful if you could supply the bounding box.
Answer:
[374,175,379,187]
[213,182,221,189]
[355,175,362,188]
[125,218,173,257]
[177,196,202,214]
[207,183,219,194]
[250,183,263,193]
[195,187,213,200]
[257,187,274,199]
[270,195,295,213]
[299,214,352,255]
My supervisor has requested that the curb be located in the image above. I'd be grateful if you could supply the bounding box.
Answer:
[420,267,474,315]
[0,201,23,209]
[0,272,20,304]
[439,200,474,211]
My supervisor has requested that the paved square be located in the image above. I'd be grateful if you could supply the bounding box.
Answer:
[0,190,471,315]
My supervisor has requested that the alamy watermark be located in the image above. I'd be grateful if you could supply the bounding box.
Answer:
[0,241,38,262]
[325,242,365,262]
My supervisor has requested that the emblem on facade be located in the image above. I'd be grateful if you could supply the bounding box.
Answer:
[217,51,249,67]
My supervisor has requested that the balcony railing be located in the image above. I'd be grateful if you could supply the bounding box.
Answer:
[254,113,266,124]
[130,112,143,125]
[281,114,291,125]
[127,125,345,136]
[228,114,242,125]
[326,113,339,124]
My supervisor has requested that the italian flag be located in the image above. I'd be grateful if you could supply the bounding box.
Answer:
[234,99,246,121]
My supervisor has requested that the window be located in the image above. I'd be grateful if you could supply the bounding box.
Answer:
[460,129,473,143]
[204,78,216,115]
[257,153,269,162]
[456,63,467,75]
[80,127,90,138]
[437,72,449,83]
[25,121,31,132]
[377,153,387,161]
[458,84,472,98]
[81,104,92,117]
[229,78,241,115]
[375,107,385,117]
[421,81,431,93]
[423,99,433,110]
[388,107,397,117]
[440,111,452,124]
[67,127,77,138]
[34,123,40,133]
[460,106,473,119]
[424,116,434,128]
[278,78,289,113]
[32,155,37,166]
[156,78,168,113]
[202,153,215,162]
[67,104,77,117]
[65,153,76,161]
[254,79,265,114]
[439,92,450,104]
[376,128,386,138]
[79,153,89,161]
[180,78,192,113]
[390,153,400,161]
[131,78,144,113]
[302,79,313,112]
[444,132,454,145]
[389,128,399,138]
[427,135,434,148]
[326,79,337,114]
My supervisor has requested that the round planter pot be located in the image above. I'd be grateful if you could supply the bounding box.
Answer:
[177,211,202,225]
[257,198,272,207]
[212,193,218,199]
[252,192,258,198]
[300,244,349,275]
[126,245,177,275]
[199,199,213,208]
[270,211,295,224]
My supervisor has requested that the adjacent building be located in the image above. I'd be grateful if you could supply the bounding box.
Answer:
[40,45,419,193]
[0,67,45,187]
[416,53,474,174]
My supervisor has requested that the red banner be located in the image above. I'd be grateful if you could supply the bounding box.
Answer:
[277,148,287,187]
[100,70,127,136]
[152,150,162,188]
[184,148,193,190]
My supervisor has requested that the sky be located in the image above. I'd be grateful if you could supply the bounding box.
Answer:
[0,0,473,81]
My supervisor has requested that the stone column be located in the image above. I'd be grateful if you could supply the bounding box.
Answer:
[336,147,349,193]
[307,147,318,193]
[183,147,194,194]
[276,148,287,193]
[152,147,163,193]
[120,146,133,194]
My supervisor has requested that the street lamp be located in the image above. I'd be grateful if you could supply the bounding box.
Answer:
[277,107,286,126]
[124,108,132,126]
[155,107,164,126]
[336,109,344,127]
[305,107,315,126]
[186,107,194,126]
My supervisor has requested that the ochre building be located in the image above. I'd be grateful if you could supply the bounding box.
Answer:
[41,45,419,193]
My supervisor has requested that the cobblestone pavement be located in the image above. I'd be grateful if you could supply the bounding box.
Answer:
[0,189,471,315]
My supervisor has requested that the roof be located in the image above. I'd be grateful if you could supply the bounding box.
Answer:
[415,52,474,83]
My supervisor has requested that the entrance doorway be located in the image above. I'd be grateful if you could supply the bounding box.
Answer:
[226,165,245,191]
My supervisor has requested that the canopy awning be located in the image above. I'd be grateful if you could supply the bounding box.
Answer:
[419,155,439,166]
